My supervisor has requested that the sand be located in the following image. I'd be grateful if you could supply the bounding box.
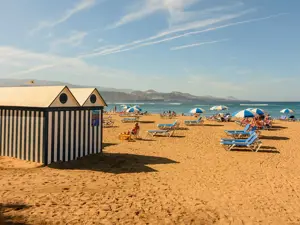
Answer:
[1,115,300,225]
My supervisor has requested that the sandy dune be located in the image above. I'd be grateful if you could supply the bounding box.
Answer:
[1,115,300,225]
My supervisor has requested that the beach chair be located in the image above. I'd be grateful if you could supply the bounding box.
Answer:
[121,117,139,123]
[145,129,175,138]
[157,120,178,129]
[220,133,262,152]
[103,117,114,127]
[221,131,256,142]
[225,124,250,134]
[184,117,204,126]
[226,126,260,138]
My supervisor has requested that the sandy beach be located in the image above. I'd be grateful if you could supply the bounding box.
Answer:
[1,114,300,225]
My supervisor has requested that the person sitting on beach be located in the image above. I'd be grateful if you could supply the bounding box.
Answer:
[264,117,273,128]
[252,116,264,129]
[217,113,225,122]
[241,118,250,126]
[130,123,140,136]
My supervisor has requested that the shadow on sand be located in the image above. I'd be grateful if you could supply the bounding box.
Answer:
[176,127,189,130]
[139,121,155,124]
[204,124,224,127]
[260,136,289,140]
[48,152,178,174]
[103,143,118,148]
[230,146,279,153]
[0,203,31,225]
[268,125,288,131]
[103,126,119,128]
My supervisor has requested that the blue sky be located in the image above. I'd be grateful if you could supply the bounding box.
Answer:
[0,0,299,101]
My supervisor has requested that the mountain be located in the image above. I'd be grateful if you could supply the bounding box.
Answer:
[0,79,135,93]
[0,79,245,102]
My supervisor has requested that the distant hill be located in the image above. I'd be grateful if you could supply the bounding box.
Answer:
[0,79,246,103]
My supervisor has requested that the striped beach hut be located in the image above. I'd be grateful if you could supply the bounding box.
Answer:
[69,88,107,107]
[0,86,105,165]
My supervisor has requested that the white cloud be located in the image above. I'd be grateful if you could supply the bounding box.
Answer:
[30,0,96,34]
[0,46,138,87]
[170,39,229,50]
[110,0,200,28]
[83,12,286,58]
[0,46,298,100]
[84,10,250,58]
[51,31,88,49]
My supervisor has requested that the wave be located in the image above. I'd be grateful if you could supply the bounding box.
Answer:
[114,102,145,105]
[194,104,210,106]
[240,104,269,106]
[168,103,182,105]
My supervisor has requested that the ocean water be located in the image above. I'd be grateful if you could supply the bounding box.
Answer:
[105,102,300,118]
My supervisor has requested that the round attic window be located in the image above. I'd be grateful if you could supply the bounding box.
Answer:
[90,94,97,104]
[59,93,68,104]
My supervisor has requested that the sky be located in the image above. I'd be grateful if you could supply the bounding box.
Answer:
[0,0,299,101]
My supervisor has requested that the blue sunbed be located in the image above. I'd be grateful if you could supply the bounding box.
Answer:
[146,129,174,138]
[121,117,139,123]
[220,133,262,152]
[157,120,178,129]
[184,117,203,126]
[225,124,250,134]
[221,131,256,143]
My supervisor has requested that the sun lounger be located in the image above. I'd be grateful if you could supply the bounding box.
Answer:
[157,120,178,129]
[103,118,114,127]
[221,131,256,142]
[121,117,139,123]
[220,133,262,152]
[226,126,260,138]
[225,124,250,134]
[184,117,204,126]
[145,129,175,138]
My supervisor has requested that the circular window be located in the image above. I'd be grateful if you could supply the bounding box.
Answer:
[90,94,97,104]
[59,93,68,104]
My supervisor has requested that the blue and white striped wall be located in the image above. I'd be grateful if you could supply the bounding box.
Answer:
[0,108,103,164]
[0,109,44,163]
[46,110,102,165]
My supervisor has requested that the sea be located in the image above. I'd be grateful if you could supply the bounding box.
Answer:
[105,101,300,118]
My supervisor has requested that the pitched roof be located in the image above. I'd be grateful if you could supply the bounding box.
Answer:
[70,88,107,107]
[0,86,80,108]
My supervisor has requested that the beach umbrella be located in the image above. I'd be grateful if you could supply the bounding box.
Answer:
[247,108,265,115]
[190,108,205,114]
[126,107,142,113]
[210,105,228,111]
[280,108,294,114]
[232,109,255,118]
[133,105,140,108]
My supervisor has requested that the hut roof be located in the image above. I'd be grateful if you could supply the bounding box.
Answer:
[70,88,107,107]
[0,86,80,108]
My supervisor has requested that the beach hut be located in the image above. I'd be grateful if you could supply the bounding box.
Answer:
[0,86,105,165]
[69,88,107,107]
